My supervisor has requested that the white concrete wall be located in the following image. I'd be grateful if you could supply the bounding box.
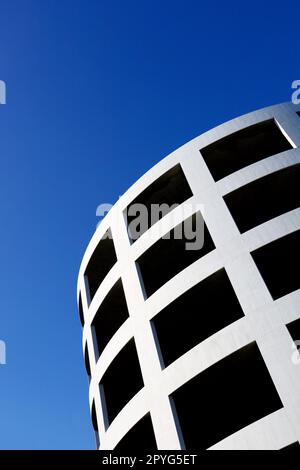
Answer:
[77,102,300,450]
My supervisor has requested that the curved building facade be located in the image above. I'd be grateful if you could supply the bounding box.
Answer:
[77,102,300,450]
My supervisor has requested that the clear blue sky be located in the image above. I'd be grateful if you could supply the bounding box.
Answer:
[0,0,298,449]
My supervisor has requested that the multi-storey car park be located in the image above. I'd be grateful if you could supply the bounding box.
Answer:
[77,102,300,450]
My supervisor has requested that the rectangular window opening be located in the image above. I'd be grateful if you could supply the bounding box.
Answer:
[224,163,300,233]
[85,229,117,303]
[100,339,144,427]
[91,401,100,449]
[92,279,130,360]
[126,164,193,242]
[201,119,293,181]
[137,212,215,298]
[84,344,91,379]
[171,342,283,449]
[78,293,84,326]
[251,229,300,300]
[152,268,244,367]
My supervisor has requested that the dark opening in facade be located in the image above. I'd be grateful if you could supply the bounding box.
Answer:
[171,342,282,449]
[85,229,117,303]
[91,401,100,448]
[152,268,244,368]
[286,318,300,347]
[224,164,300,233]
[78,293,84,326]
[251,229,300,300]
[280,441,300,450]
[100,339,144,427]
[92,279,130,359]
[126,164,193,241]
[114,413,157,451]
[137,212,215,298]
[84,344,91,379]
[201,119,293,181]
[91,401,98,432]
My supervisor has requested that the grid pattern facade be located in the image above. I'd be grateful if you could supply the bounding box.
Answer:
[77,102,300,450]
